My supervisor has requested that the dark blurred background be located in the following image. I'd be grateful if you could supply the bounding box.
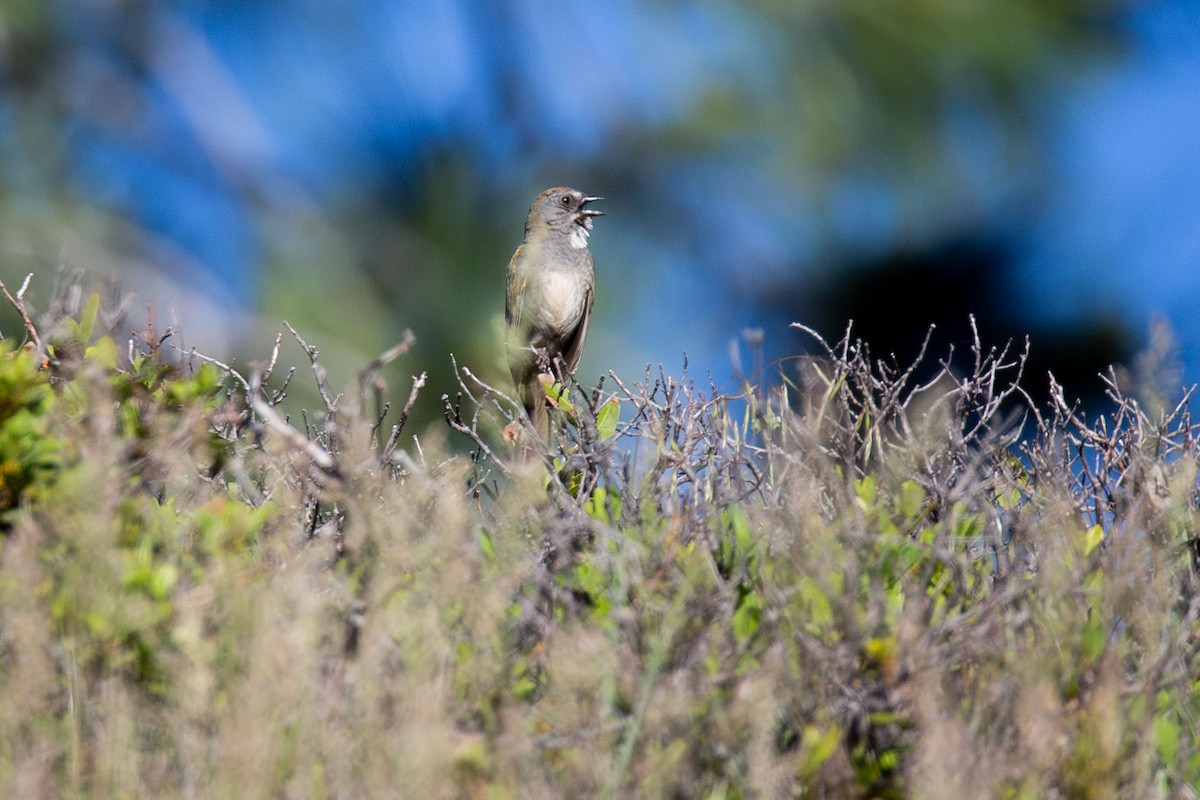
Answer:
[1,0,1197,431]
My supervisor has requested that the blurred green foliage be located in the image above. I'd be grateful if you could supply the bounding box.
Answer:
[0,341,58,521]
[0,0,1127,436]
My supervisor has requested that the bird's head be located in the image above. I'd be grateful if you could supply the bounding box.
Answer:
[527,187,603,243]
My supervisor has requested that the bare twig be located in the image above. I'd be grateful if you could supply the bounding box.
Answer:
[285,320,340,414]
[381,371,426,466]
[261,332,283,386]
[175,345,251,391]
[443,391,510,475]
[0,274,43,354]
[356,329,416,425]
[250,369,340,479]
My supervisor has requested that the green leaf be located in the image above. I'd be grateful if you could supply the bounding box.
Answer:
[85,335,120,370]
[855,475,877,504]
[511,672,538,701]
[149,563,178,601]
[1080,614,1106,662]
[585,486,619,523]
[725,505,751,547]
[1155,711,1181,766]
[898,480,925,522]
[800,726,841,777]
[799,578,833,629]
[732,589,763,644]
[477,528,495,560]
[77,292,100,342]
[574,561,606,600]
[596,398,620,439]
[544,381,574,413]
[884,582,905,627]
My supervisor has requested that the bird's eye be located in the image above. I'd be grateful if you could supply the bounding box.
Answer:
[560,195,572,206]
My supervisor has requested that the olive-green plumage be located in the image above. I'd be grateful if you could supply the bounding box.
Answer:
[505,186,603,438]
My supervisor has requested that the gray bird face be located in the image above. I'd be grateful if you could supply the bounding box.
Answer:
[532,187,603,234]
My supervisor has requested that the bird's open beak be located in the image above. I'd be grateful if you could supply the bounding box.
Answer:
[580,196,604,217]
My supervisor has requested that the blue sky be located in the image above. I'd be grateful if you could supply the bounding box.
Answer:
[1013,0,1200,371]
[3,0,1198,399]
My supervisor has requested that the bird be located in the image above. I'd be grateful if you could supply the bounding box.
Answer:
[505,186,603,439]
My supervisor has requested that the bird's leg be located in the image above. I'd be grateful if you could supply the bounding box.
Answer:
[529,347,563,408]
[533,345,555,376]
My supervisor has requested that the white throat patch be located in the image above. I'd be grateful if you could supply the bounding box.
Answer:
[569,218,592,249]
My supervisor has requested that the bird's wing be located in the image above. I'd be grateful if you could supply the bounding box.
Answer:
[559,284,593,378]
[505,244,525,328]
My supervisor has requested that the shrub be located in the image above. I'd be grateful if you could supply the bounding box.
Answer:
[0,278,1197,799]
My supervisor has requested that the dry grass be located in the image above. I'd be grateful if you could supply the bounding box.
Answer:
[0,281,1198,799]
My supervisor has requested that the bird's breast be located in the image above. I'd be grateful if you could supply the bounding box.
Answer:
[534,270,588,333]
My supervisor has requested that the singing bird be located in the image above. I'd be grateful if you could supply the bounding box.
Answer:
[505,186,603,437]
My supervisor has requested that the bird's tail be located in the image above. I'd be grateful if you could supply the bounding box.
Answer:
[524,381,551,442]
